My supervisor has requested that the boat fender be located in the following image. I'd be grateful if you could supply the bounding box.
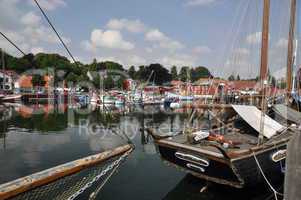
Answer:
[175,152,210,167]
[186,163,205,173]
[271,149,286,162]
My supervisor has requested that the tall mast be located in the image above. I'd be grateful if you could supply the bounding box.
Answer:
[286,0,297,98]
[258,0,270,145]
[259,0,270,83]
[1,48,4,93]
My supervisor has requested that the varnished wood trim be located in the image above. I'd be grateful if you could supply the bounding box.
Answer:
[0,144,133,200]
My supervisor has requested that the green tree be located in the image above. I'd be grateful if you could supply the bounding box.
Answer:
[148,63,172,85]
[135,66,147,81]
[191,66,212,82]
[31,74,46,88]
[128,66,136,79]
[228,74,235,81]
[65,72,78,84]
[236,75,240,81]
[179,67,190,82]
[171,66,178,80]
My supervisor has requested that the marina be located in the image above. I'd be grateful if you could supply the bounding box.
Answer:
[0,0,301,199]
[0,103,285,199]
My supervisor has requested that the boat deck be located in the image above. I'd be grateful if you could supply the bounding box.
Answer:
[157,129,293,159]
[165,133,257,153]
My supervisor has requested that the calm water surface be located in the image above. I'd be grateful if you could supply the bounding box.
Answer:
[0,103,279,200]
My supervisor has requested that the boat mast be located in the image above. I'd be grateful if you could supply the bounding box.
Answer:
[258,0,270,145]
[286,0,297,101]
[1,48,5,93]
[259,0,270,83]
[292,39,298,93]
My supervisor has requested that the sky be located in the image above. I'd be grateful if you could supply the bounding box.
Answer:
[0,0,300,78]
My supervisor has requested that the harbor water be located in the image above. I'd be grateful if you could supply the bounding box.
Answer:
[0,103,281,200]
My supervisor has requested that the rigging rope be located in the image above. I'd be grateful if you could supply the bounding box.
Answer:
[252,151,284,200]
[33,0,78,66]
[0,32,27,56]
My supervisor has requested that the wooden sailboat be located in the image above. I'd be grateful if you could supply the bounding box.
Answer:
[147,0,299,188]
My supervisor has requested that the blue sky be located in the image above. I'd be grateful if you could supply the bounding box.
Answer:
[0,0,300,78]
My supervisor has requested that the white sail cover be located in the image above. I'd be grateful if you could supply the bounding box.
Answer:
[232,105,285,139]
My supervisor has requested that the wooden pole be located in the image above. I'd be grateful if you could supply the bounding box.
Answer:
[258,0,270,145]
[259,0,270,82]
[286,0,297,99]
[1,48,5,93]
[284,133,301,200]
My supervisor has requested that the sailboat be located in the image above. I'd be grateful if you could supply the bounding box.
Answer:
[147,0,299,188]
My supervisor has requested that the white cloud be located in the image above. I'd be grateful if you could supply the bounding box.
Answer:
[145,29,167,41]
[272,67,286,79]
[276,38,288,48]
[160,54,197,67]
[0,0,22,29]
[28,0,66,11]
[23,26,71,45]
[128,55,147,66]
[185,0,216,7]
[21,12,41,27]
[145,47,153,53]
[0,0,71,57]
[145,29,184,51]
[234,48,250,57]
[160,40,184,51]
[80,40,96,52]
[97,56,124,65]
[31,47,44,54]
[192,46,211,54]
[246,32,262,45]
[86,29,135,51]
[106,18,147,33]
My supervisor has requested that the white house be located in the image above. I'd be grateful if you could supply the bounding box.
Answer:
[0,70,14,92]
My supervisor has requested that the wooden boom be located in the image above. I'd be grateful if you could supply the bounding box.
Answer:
[0,144,133,200]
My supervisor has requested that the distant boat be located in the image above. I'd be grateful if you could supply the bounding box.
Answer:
[166,92,194,102]
[102,96,116,105]
[2,94,22,103]
[90,93,100,105]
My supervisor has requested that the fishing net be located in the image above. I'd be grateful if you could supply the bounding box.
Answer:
[3,150,131,200]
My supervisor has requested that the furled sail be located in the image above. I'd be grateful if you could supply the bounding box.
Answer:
[232,105,285,138]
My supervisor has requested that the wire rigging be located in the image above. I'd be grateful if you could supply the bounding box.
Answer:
[33,0,78,66]
[0,31,27,56]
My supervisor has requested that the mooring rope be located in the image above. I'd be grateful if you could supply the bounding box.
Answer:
[252,152,283,200]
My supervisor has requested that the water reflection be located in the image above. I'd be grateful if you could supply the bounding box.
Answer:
[0,103,282,200]
[163,175,280,200]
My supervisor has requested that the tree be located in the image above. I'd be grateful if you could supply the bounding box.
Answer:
[179,67,190,82]
[191,66,212,82]
[128,66,136,79]
[135,66,147,81]
[31,74,46,89]
[228,74,235,81]
[171,66,178,80]
[65,72,78,84]
[147,64,172,85]
[236,75,240,81]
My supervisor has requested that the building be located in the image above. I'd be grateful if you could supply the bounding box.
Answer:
[228,80,258,95]
[17,75,53,94]
[0,70,18,92]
